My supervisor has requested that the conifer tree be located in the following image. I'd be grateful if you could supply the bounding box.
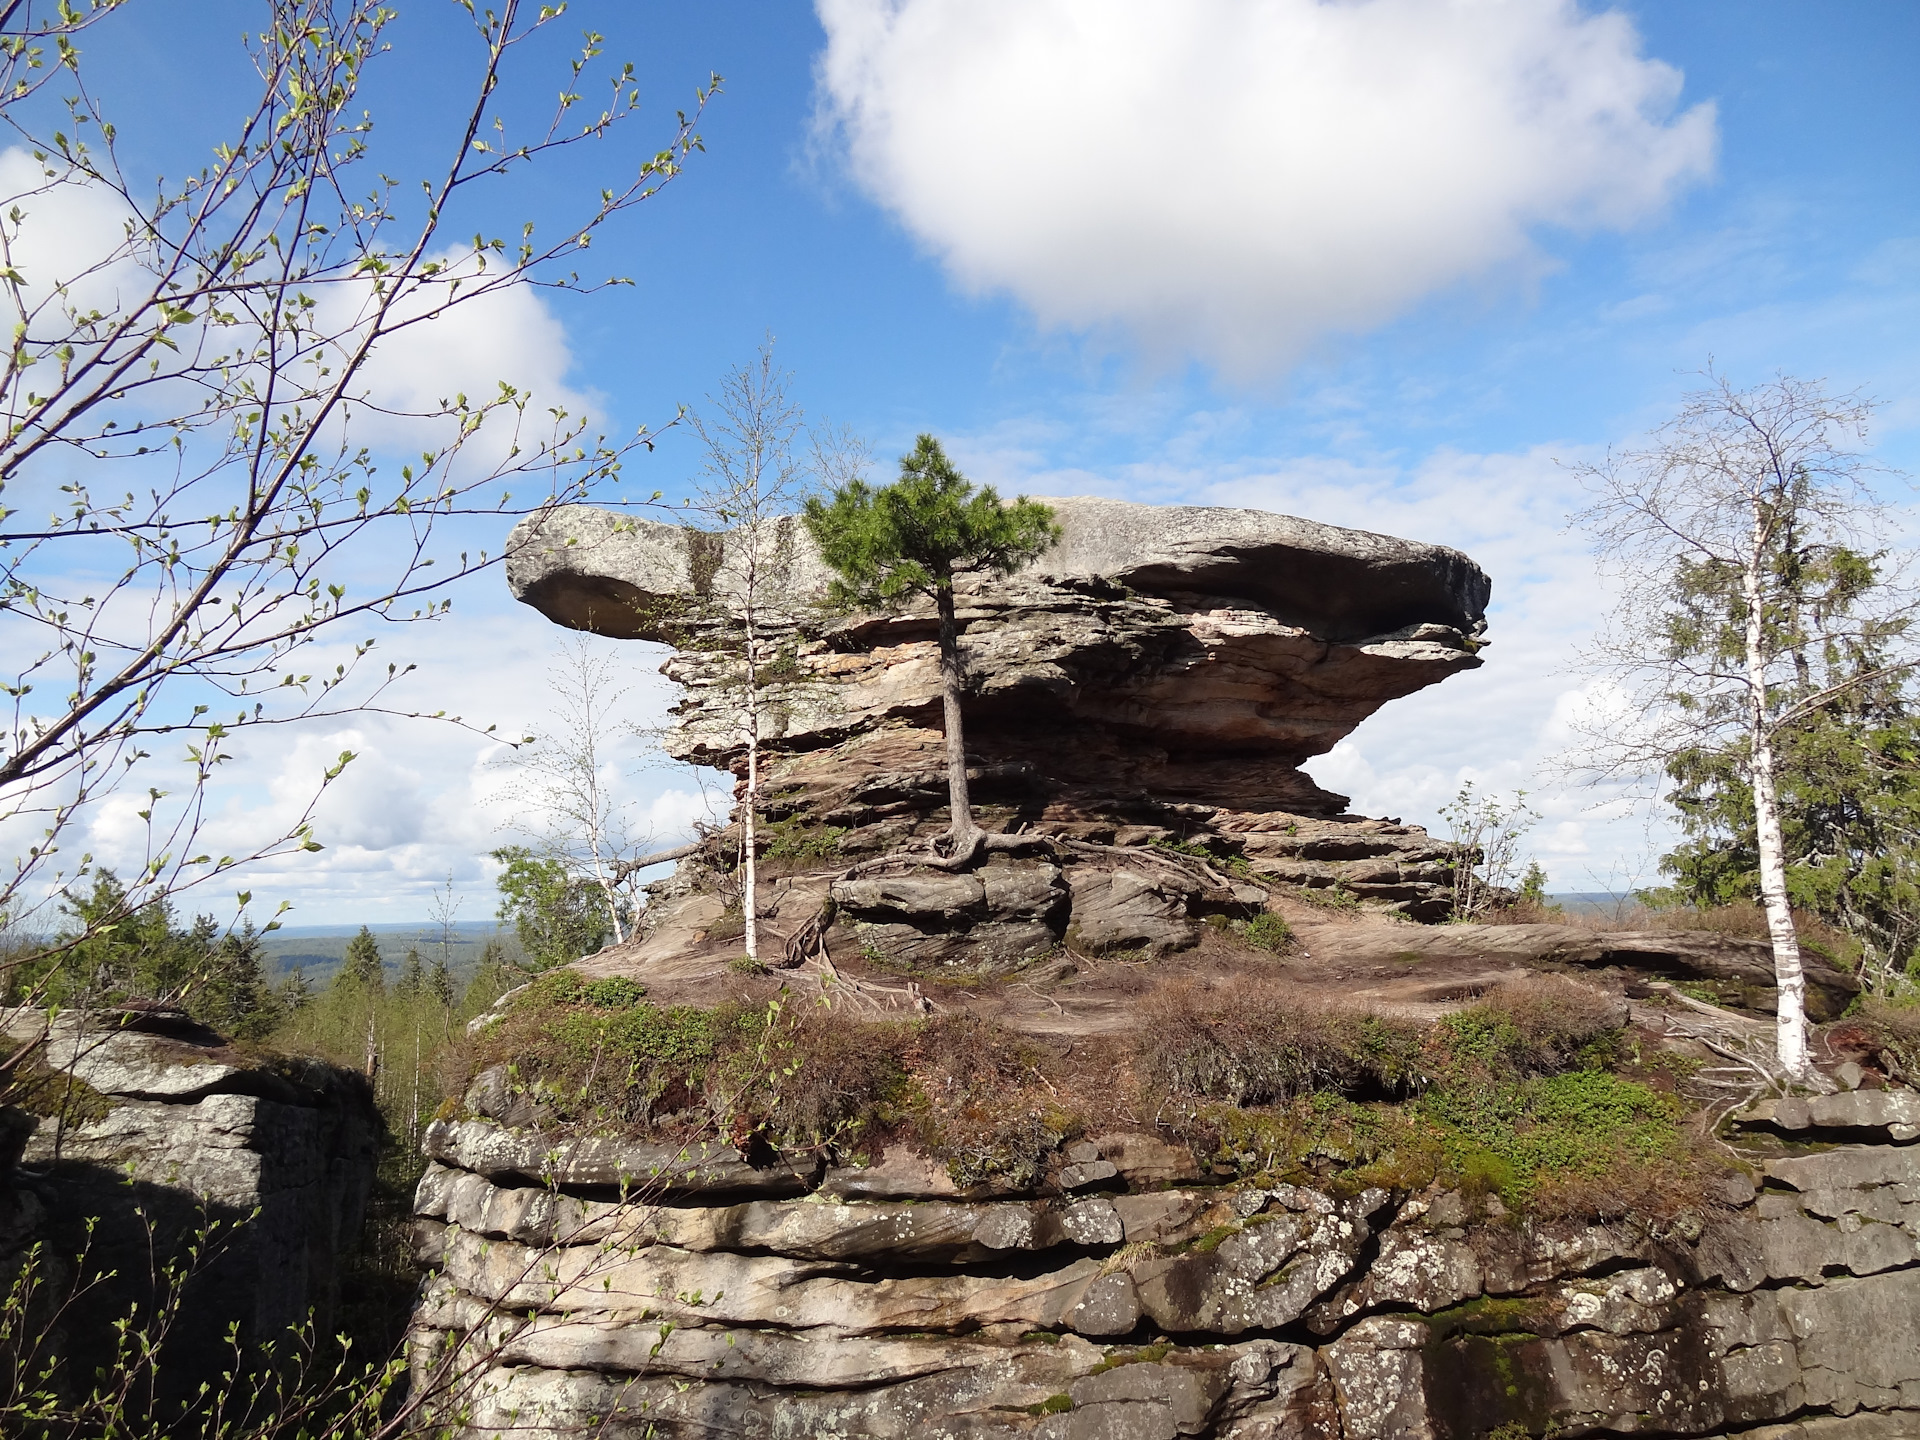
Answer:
[804,435,1059,864]
[396,947,427,1001]
[338,927,385,993]
[201,923,277,1041]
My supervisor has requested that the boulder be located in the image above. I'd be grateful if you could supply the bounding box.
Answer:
[832,860,1069,972]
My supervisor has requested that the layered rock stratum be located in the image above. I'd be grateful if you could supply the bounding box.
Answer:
[0,1006,379,1383]
[410,1084,1920,1439]
[507,497,1490,925]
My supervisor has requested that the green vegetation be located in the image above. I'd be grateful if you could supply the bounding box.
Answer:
[491,844,621,972]
[1240,911,1293,952]
[1438,784,1540,920]
[1292,881,1362,912]
[1087,1343,1173,1376]
[465,976,908,1151]
[4,870,291,1042]
[760,816,850,861]
[458,966,1703,1219]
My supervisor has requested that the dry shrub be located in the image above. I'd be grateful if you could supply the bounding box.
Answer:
[1137,976,1423,1106]
[1844,998,1920,1084]
[1527,1150,1723,1224]
[1440,974,1627,1077]
[757,1009,911,1152]
[900,1014,1078,1188]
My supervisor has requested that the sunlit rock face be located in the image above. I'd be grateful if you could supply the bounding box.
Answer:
[505,496,1489,816]
[408,1088,1920,1440]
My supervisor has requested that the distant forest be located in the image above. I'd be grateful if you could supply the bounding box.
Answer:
[262,923,519,986]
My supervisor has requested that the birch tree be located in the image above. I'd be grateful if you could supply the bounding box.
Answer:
[684,343,813,962]
[1571,371,1912,1076]
[490,635,650,946]
[0,0,712,1010]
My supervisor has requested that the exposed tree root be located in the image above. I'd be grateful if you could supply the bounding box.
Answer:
[1639,983,1837,1140]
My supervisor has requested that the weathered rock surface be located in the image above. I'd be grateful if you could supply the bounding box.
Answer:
[1316,920,1862,1020]
[507,498,1488,796]
[507,498,1490,939]
[1,1007,379,1369]
[408,1086,1920,1439]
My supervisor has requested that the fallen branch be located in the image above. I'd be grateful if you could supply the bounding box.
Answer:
[609,842,704,884]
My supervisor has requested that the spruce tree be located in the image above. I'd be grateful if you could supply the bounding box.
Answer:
[338,926,385,992]
[803,435,1059,862]
[396,946,426,1001]
[201,923,277,1041]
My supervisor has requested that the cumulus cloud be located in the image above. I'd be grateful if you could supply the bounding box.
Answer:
[319,248,598,463]
[65,609,718,925]
[814,0,1717,374]
[0,148,591,465]
[0,147,142,315]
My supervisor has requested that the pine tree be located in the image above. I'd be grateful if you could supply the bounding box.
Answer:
[803,435,1059,865]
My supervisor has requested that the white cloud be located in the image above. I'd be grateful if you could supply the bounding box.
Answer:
[0,148,142,316]
[0,149,591,467]
[319,248,598,464]
[814,0,1716,375]
[61,605,719,926]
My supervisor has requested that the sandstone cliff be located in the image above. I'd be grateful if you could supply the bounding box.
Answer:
[409,1074,1920,1439]
[507,496,1490,933]
[506,501,1490,806]
[0,1006,380,1386]
[444,496,1914,1440]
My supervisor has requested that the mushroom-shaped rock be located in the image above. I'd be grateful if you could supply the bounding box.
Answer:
[505,496,1488,815]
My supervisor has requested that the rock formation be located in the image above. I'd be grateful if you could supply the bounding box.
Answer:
[0,1006,380,1384]
[447,495,1920,1439]
[409,1081,1920,1439]
[509,498,1486,811]
[507,497,1490,931]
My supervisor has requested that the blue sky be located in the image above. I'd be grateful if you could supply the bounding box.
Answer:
[27,0,1920,923]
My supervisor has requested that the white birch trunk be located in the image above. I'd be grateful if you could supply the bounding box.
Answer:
[1744,522,1810,1077]
[742,619,761,963]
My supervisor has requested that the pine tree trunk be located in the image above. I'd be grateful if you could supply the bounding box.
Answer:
[1745,533,1810,1077]
[935,581,977,843]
